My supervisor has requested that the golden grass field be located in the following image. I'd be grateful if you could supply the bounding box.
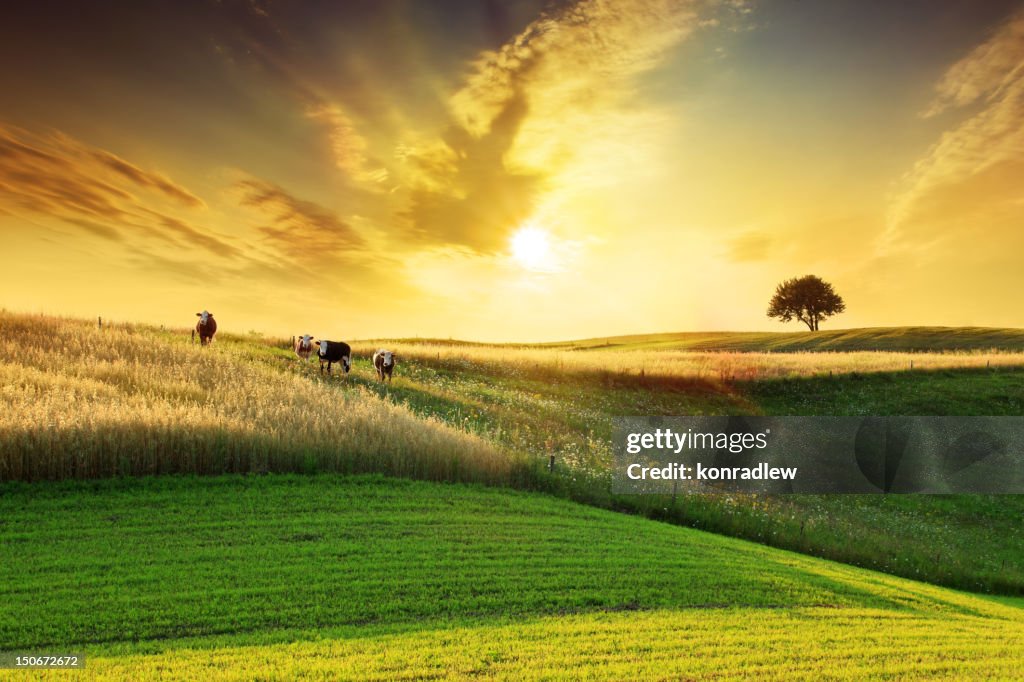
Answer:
[0,312,514,482]
[348,337,1024,387]
[5,310,1024,483]
[350,339,1024,383]
[56,606,1024,681]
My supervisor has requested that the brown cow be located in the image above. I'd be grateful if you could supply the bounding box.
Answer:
[191,310,217,346]
[294,334,314,361]
[373,349,395,382]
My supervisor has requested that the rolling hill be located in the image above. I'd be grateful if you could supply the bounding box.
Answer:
[366,326,1024,352]
[544,326,1024,352]
[0,475,1021,680]
[2,310,1023,595]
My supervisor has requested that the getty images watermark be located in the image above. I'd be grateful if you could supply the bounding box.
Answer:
[613,416,1024,494]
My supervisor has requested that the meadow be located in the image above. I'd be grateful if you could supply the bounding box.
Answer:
[2,311,1024,594]
[0,312,520,484]
[349,339,1024,384]
[0,476,1021,680]
[356,337,1024,594]
[2,311,1024,678]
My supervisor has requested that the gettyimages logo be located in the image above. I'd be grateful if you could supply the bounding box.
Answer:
[625,427,769,455]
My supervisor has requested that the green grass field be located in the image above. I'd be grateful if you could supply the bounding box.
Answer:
[2,311,1024,678]
[1,476,1021,680]
[328,349,1024,595]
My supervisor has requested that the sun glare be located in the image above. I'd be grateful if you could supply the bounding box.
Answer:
[510,225,554,271]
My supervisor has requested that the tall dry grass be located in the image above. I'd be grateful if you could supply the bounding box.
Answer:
[351,341,1024,384]
[0,312,519,483]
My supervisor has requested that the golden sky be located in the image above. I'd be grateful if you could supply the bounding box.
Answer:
[2,0,1023,341]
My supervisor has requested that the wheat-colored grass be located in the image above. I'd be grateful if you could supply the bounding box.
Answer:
[0,312,515,482]
[68,606,1024,681]
[352,341,1024,383]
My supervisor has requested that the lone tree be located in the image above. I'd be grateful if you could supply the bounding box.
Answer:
[767,275,845,331]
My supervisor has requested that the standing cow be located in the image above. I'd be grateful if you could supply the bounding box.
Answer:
[315,340,351,375]
[373,349,395,383]
[192,311,217,346]
[294,334,315,361]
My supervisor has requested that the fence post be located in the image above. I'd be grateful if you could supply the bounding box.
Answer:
[548,454,555,473]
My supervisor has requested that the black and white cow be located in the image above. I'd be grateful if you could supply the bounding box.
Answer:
[373,349,395,383]
[192,310,217,346]
[294,334,314,361]
[315,340,351,375]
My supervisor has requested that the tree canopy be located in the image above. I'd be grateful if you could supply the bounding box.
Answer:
[767,275,845,331]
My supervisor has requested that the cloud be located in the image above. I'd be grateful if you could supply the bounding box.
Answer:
[889,9,1024,241]
[0,123,241,258]
[203,1,392,191]
[305,103,389,185]
[396,0,718,253]
[87,148,205,208]
[449,0,701,140]
[234,177,367,267]
[400,91,544,252]
[63,218,124,242]
[203,0,736,255]
[143,211,243,259]
[923,11,1024,117]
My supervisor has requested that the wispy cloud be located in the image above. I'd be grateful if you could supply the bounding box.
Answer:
[305,103,389,185]
[0,123,239,257]
[923,11,1024,117]
[234,176,366,267]
[206,1,392,192]
[448,0,700,139]
[87,147,205,208]
[889,10,1024,240]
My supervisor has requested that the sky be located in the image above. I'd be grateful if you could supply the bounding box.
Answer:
[1,0,1023,342]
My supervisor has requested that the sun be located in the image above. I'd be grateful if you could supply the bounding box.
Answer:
[510,225,554,271]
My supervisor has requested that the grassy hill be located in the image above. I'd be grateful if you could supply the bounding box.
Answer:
[545,326,1024,352]
[1,475,1021,680]
[0,311,521,485]
[2,310,1024,595]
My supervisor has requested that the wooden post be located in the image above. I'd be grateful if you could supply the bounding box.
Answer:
[548,454,555,473]
[98,316,102,329]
